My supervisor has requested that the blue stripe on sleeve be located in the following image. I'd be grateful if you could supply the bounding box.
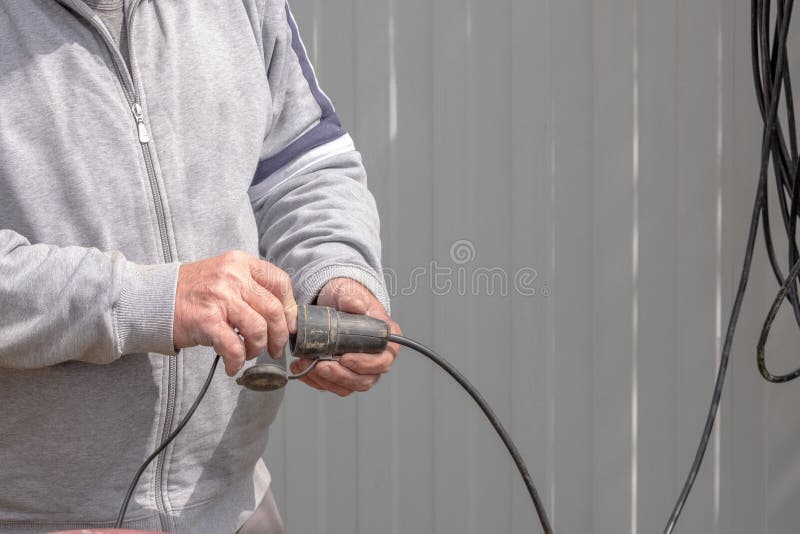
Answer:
[252,2,347,185]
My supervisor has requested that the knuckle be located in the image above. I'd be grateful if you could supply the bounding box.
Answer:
[278,271,293,293]
[248,277,267,296]
[195,302,223,326]
[244,316,267,337]
[222,341,242,359]
[216,332,241,353]
[254,325,269,344]
[264,299,284,317]
[338,291,361,308]
[343,358,363,373]
[272,328,289,344]
[271,267,289,285]
[379,354,395,371]
[225,250,247,262]
[210,272,236,295]
[317,363,334,380]
[221,263,245,282]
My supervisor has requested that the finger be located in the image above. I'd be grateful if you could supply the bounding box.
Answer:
[338,320,400,375]
[314,361,379,393]
[290,360,326,391]
[208,321,246,376]
[249,258,298,333]
[319,278,369,314]
[241,286,290,359]
[339,349,396,375]
[308,371,354,397]
[227,302,269,360]
[291,359,356,397]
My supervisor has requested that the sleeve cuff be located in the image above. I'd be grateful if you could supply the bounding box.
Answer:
[294,262,391,314]
[113,261,181,356]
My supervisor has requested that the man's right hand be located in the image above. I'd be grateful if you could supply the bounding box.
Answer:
[172,251,297,377]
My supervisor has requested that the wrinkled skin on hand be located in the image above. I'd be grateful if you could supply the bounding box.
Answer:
[290,277,401,396]
[173,250,298,376]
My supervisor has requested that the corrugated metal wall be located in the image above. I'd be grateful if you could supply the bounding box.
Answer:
[264,1,800,532]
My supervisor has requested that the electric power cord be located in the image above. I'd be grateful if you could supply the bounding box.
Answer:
[115,6,800,528]
[387,333,553,534]
[665,0,800,531]
[115,355,221,528]
[116,336,553,533]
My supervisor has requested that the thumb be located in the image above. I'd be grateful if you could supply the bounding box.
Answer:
[319,278,369,314]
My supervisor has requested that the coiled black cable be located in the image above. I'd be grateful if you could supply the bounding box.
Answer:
[387,334,554,534]
[665,0,800,531]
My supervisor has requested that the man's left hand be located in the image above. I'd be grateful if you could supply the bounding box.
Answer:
[289,277,400,396]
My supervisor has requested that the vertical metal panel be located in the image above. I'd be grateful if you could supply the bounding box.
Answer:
[510,0,555,533]
[670,2,722,532]
[593,0,635,531]
[714,5,736,533]
[429,1,483,532]
[264,1,800,532]
[636,1,679,531]
[383,0,437,533]
[352,1,396,533]
[549,1,596,533]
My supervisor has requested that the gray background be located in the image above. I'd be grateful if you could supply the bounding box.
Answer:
[264,0,800,532]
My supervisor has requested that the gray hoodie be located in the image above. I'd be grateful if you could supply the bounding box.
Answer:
[0,1,388,532]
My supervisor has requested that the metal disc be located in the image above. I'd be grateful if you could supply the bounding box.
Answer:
[236,364,289,392]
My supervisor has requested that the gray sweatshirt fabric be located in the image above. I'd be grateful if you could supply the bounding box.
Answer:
[0,1,388,532]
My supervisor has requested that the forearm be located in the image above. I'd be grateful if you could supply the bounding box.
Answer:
[250,147,389,311]
[0,229,178,369]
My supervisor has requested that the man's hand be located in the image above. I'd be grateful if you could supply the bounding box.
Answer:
[173,251,298,377]
[290,277,400,396]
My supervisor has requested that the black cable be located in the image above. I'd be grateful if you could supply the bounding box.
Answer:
[116,6,800,527]
[758,258,800,381]
[664,0,798,531]
[755,0,800,384]
[115,354,221,528]
[387,333,554,534]
[118,340,552,532]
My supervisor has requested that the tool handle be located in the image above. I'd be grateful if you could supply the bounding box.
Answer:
[291,305,389,358]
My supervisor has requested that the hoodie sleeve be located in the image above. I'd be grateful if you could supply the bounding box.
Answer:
[0,229,179,369]
[249,0,390,311]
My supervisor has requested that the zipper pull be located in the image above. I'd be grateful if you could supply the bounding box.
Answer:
[131,102,150,143]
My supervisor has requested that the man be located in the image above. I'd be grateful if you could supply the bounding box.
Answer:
[0,1,399,532]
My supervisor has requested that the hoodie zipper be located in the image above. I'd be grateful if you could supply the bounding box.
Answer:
[65,1,178,529]
[121,6,179,532]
